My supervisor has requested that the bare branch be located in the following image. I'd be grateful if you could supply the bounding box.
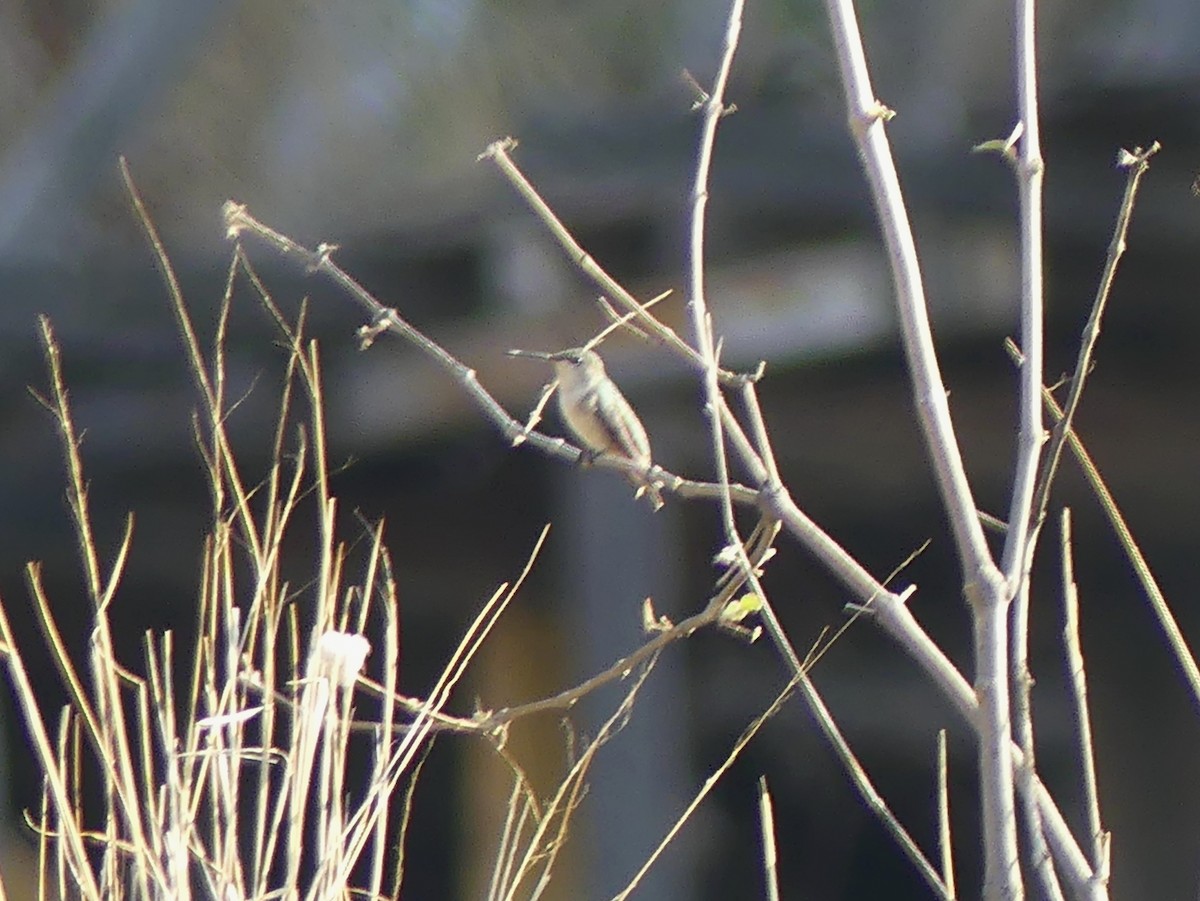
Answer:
[1060,509,1109,883]
[357,515,782,736]
[818,1,993,579]
[999,0,1048,590]
[224,203,753,507]
[477,139,754,387]
[1009,338,1200,711]
[1027,143,1160,532]
[758,778,780,901]
[1012,578,1067,901]
[936,730,956,899]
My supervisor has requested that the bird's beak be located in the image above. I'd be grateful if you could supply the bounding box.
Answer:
[506,349,556,361]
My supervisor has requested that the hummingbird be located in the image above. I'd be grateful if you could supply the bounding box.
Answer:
[509,347,663,509]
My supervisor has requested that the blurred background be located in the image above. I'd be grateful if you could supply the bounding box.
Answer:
[2,0,1200,898]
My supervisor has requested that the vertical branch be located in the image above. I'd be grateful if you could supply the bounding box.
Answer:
[1011,581,1066,901]
[819,0,993,577]
[683,14,952,890]
[936,730,956,900]
[758,778,780,901]
[1061,509,1109,884]
[819,2,1019,897]
[1006,11,1053,847]
[1000,0,1046,585]
[972,599,1022,901]
[686,0,746,548]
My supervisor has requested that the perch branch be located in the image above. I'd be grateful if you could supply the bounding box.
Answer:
[224,203,751,507]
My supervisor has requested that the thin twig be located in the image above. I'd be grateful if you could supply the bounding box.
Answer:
[683,0,761,685]
[1060,509,1108,883]
[679,15,819,866]
[803,663,953,898]
[503,657,658,901]
[936,730,955,899]
[1027,143,1160,530]
[431,595,722,734]
[741,379,780,486]
[610,676,795,901]
[758,777,780,901]
[1008,338,1200,712]
[478,139,750,386]
[124,160,266,570]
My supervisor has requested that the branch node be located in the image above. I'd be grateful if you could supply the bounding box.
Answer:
[311,242,339,274]
[642,598,674,633]
[1116,141,1161,170]
[222,200,249,239]
[357,308,396,350]
[477,136,518,162]
[866,101,895,124]
[850,101,895,140]
[755,477,787,508]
